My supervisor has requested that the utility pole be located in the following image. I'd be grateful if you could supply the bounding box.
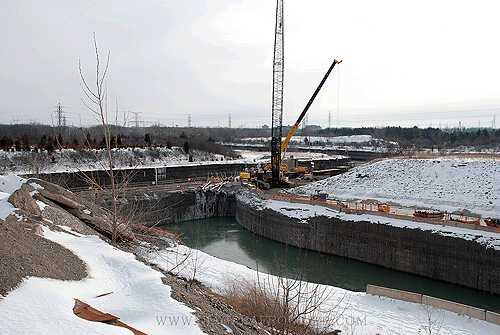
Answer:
[337,64,340,128]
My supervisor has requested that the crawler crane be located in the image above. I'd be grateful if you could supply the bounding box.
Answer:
[266,0,341,188]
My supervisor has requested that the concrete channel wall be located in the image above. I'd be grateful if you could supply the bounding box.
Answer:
[33,163,249,189]
[116,188,236,226]
[235,193,500,296]
[367,284,500,325]
[115,187,500,297]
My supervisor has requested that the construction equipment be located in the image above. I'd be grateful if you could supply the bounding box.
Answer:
[280,59,342,164]
[267,0,340,188]
[378,204,391,213]
[269,0,285,187]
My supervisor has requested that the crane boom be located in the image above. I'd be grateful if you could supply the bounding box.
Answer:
[280,59,342,160]
[270,0,285,187]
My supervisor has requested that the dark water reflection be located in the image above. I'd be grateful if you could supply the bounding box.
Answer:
[162,216,500,313]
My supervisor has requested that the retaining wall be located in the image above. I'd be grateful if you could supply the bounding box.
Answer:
[367,284,500,325]
[235,194,500,296]
[110,187,500,296]
[106,188,236,227]
[32,163,248,189]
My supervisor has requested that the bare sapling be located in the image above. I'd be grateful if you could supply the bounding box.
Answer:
[78,33,122,244]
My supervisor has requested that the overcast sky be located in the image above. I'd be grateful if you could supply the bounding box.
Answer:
[2,0,500,129]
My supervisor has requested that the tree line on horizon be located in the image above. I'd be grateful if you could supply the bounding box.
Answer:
[1,124,500,152]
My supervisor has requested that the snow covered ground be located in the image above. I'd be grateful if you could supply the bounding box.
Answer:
[148,243,500,335]
[0,145,342,176]
[289,156,500,218]
[0,146,228,175]
[234,149,343,164]
[227,134,398,154]
[2,154,500,334]
[2,222,496,335]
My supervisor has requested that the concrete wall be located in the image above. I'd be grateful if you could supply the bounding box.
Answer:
[101,187,500,297]
[367,284,499,325]
[33,163,248,189]
[487,311,500,325]
[366,284,422,303]
[235,196,500,296]
[110,189,236,227]
[422,295,486,320]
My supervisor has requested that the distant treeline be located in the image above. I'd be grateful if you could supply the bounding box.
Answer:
[318,126,500,149]
[1,124,499,152]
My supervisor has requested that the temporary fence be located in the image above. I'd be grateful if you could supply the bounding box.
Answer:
[256,189,500,234]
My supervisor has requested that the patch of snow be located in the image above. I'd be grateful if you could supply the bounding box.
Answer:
[0,174,26,194]
[0,197,16,220]
[0,226,204,335]
[36,200,48,211]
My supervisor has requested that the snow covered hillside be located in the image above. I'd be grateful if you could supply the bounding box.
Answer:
[232,135,398,153]
[0,146,227,175]
[289,156,500,218]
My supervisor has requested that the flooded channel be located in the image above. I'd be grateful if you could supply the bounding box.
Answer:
[162,216,500,313]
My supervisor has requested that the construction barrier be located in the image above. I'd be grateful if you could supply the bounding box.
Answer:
[256,188,500,234]
[486,311,500,325]
[366,284,499,325]
[422,295,486,320]
[366,284,421,304]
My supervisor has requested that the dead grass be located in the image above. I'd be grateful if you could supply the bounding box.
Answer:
[222,277,341,335]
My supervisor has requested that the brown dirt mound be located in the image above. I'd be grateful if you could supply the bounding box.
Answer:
[0,215,88,297]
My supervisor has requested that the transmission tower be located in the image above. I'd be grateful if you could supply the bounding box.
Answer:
[270,0,284,187]
[228,114,232,128]
[328,111,332,129]
[188,113,192,127]
[131,112,142,127]
[56,103,64,128]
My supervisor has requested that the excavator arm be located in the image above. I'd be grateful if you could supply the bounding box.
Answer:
[280,59,341,162]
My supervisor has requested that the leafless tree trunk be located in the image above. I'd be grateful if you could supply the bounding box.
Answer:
[79,33,120,244]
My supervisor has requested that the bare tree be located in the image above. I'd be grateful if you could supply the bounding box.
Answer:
[79,33,121,244]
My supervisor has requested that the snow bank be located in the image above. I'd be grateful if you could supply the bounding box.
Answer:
[0,174,26,219]
[0,227,204,335]
[147,240,500,335]
[290,157,500,217]
[0,218,497,334]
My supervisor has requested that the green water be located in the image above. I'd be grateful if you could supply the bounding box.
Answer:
[162,216,500,313]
